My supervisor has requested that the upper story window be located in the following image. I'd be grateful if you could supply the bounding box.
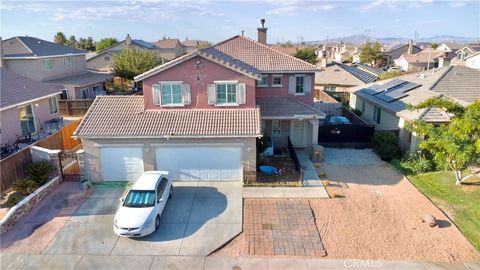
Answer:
[64,57,74,67]
[18,104,36,136]
[288,75,311,96]
[43,59,54,71]
[81,88,90,99]
[295,76,304,93]
[373,105,381,124]
[208,81,246,106]
[258,75,268,87]
[152,81,190,107]
[105,56,110,61]
[49,96,58,114]
[272,75,283,87]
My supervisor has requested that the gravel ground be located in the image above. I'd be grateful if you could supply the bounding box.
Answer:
[322,147,382,166]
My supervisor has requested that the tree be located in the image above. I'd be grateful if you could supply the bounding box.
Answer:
[67,35,78,48]
[378,70,403,80]
[112,49,161,80]
[431,43,439,49]
[96,37,118,51]
[294,47,318,65]
[360,42,384,67]
[54,32,67,45]
[78,37,95,51]
[407,98,480,185]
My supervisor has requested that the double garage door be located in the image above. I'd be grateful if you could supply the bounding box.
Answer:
[100,146,242,181]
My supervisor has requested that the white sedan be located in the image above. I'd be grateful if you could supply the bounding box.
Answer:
[113,171,173,237]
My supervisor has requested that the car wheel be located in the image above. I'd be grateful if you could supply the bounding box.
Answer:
[155,215,160,230]
[169,186,173,198]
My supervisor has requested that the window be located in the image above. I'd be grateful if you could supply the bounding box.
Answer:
[49,96,58,114]
[258,75,268,87]
[60,89,68,100]
[81,88,89,99]
[43,59,54,71]
[105,56,110,61]
[361,99,365,113]
[18,104,36,136]
[272,120,281,136]
[272,75,283,87]
[373,106,381,124]
[92,85,101,92]
[324,86,336,92]
[295,76,304,93]
[64,57,74,67]
[161,82,183,105]
[123,190,155,208]
[216,82,237,104]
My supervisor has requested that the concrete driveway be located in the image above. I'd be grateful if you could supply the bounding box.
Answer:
[42,181,242,256]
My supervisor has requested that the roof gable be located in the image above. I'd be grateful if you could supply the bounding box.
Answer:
[213,35,318,72]
[3,36,85,58]
[134,48,261,81]
[155,38,181,49]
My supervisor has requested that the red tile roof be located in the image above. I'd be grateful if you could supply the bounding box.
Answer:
[74,96,261,138]
[214,36,319,72]
[155,38,181,49]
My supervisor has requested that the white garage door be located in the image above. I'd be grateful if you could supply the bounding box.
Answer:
[155,146,242,181]
[100,147,144,181]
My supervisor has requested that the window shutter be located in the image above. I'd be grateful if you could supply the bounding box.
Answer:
[304,76,312,93]
[238,83,246,104]
[152,84,161,105]
[208,84,216,104]
[182,83,191,105]
[288,76,295,94]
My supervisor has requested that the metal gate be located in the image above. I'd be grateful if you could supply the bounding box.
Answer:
[318,123,375,148]
[59,151,82,182]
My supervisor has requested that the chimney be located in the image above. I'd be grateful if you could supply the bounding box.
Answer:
[407,40,413,55]
[257,19,268,45]
[125,34,132,48]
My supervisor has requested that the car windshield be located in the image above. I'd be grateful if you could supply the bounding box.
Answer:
[123,190,155,208]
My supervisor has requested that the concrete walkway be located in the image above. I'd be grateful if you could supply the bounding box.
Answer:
[243,150,329,198]
[2,254,478,270]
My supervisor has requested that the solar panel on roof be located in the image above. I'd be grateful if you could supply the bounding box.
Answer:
[362,88,381,95]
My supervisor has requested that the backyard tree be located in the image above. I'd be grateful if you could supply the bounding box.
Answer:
[431,43,439,49]
[54,32,67,45]
[360,42,384,67]
[96,37,118,51]
[294,47,318,65]
[407,98,480,185]
[112,49,161,81]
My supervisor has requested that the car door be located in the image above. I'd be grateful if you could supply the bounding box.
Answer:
[155,179,165,216]
[157,178,169,215]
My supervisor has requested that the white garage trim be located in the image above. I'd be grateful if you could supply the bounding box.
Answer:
[100,147,144,181]
[155,145,242,181]
[94,143,144,148]
[153,143,245,147]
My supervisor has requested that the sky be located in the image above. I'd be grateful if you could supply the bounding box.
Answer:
[1,0,479,44]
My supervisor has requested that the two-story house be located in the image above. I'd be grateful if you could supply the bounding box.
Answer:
[154,38,186,60]
[1,36,111,100]
[73,24,324,183]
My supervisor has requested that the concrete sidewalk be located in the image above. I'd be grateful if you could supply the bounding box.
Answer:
[2,254,478,270]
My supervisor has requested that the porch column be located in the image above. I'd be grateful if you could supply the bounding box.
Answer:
[308,119,319,146]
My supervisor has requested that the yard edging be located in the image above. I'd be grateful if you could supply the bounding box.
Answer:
[0,176,62,234]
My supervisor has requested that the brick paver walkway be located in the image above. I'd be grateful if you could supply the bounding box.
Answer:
[243,199,326,257]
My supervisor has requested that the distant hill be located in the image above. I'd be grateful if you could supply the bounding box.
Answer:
[306,34,478,45]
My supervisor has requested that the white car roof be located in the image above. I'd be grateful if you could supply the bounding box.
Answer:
[131,171,169,190]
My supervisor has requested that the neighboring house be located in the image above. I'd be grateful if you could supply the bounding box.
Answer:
[269,45,298,56]
[182,39,210,52]
[1,36,110,100]
[154,38,186,60]
[1,68,61,144]
[383,41,422,66]
[348,66,479,152]
[315,62,384,101]
[73,25,324,183]
[454,46,480,60]
[394,49,447,72]
[465,52,480,69]
[332,43,357,63]
[86,34,159,72]
[436,42,464,53]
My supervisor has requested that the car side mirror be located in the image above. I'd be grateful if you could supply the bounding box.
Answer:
[119,197,124,202]
[158,198,163,203]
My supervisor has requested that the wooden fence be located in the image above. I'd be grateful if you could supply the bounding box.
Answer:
[58,99,93,117]
[0,121,81,193]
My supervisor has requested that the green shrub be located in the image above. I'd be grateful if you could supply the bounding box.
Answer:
[402,152,435,174]
[28,161,53,186]
[12,178,37,195]
[351,108,363,116]
[371,131,400,162]
[6,193,23,207]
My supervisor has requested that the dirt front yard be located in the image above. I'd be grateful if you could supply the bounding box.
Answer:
[311,148,480,262]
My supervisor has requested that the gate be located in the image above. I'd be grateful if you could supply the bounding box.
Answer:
[59,151,82,182]
[318,123,375,148]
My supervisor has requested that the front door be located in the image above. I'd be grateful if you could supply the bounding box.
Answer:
[290,120,305,147]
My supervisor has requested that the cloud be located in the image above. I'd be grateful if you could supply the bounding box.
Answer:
[1,0,222,22]
[450,1,467,7]
[266,1,336,16]
[361,0,435,11]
